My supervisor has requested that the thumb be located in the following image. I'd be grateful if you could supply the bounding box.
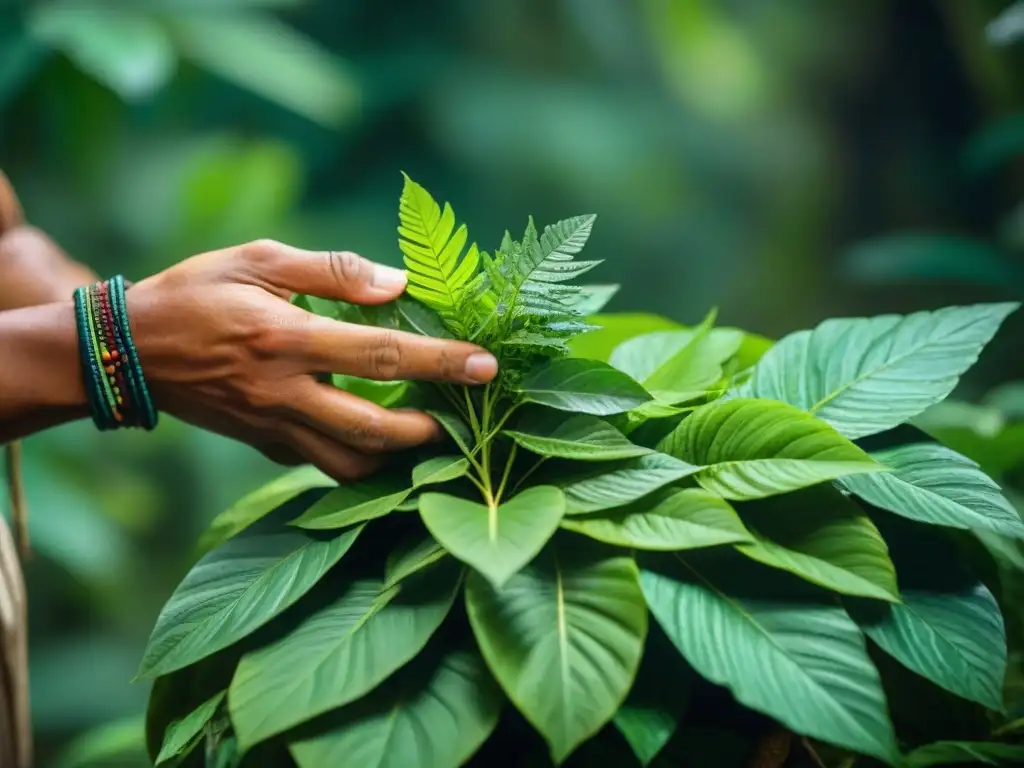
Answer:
[240,239,408,305]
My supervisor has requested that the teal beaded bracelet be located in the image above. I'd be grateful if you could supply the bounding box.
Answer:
[73,276,158,431]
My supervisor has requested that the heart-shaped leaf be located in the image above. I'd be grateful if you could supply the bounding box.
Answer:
[505,414,651,461]
[839,443,1024,538]
[737,303,1018,439]
[466,543,647,764]
[419,487,565,587]
[658,398,883,500]
[517,358,652,416]
[562,488,752,551]
[289,648,502,768]
[229,562,459,750]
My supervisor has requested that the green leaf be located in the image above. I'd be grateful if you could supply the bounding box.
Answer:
[641,554,898,763]
[613,626,692,767]
[289,477,410,530]
[428,410,474,456]
[55,716,146,768]
[289,648,502,768]
[569,313,682,361]
[610,315,742,402]
[849,583,1006,710]
[419,487,565,588]
[168,14,357,128]
[398,174,479,334]
[332,374,407,408]
[384,534,448,590]
[735,486,900,602]
[517,358,652,416]
[561,487,752,551]
[198,466,333,554]
[571,285,619,315]
[839,443,1024,539]
[154,690,224,766]
[29,6,176,101]
[555,453,700,515]
[659,398,882,500]
[903,740,1024,767]
[738,303,1019,440]
[229,563,459,750]
[412,456,469,488]
[466,543,647,764]
[138,518,361,679]
[505,414,651,461]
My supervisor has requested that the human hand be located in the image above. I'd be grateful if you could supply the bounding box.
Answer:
[126,240,498,480]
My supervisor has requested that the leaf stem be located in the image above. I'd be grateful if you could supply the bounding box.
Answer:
[463,387,482,438]
[494,443,518,505]
[510,456,546,496]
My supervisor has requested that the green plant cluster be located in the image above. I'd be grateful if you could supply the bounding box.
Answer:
[139,176,1024,768]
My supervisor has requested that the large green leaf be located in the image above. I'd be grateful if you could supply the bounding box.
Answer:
[659,398,882,500]
[903,740,1024,767]
[289,477,410,530]
[419,487,565,587]
[229,563,459,750]
[561,488,752,551]
[517,358,652,416]
[738,304,1018,439]
[466,543,647,764]
[154,690,224,766]
[839,443,1024,539]
[554,453,700,515]
[428,410,474,456]
[641,554,898,763]
[505,414,651,461]
[289,648,502,768]
[138,515,360,679]
[849,583,1006,710]
[197,466,333,554]
[735,487,900,602]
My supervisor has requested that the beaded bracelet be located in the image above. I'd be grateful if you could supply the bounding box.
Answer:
[73,276,158,431]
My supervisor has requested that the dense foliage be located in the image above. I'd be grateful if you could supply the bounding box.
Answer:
[138,177,1024,768]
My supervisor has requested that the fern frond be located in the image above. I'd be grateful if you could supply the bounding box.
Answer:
[397,173,480,334]
[522,215,600,284]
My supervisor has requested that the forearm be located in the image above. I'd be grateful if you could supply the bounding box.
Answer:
[0,301,89,442]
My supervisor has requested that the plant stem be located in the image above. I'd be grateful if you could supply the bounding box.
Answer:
[463,387,482,438]
[495,443,518,504]
[510,456,546,496]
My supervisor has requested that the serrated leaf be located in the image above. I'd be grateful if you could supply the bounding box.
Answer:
[505,414,651,461]
[641,554,898,763]
[839,443,1024,539]
[738,303,1019,439]
[411,456,469,488]
[197,466,333,554]
[419,487,565,587]
[289,648,502,768]
[138,516,361,679]
[466,543,647,764]
[518,358,652,416]
[555,453,700,515]
[154,691,224,766]
[561,487,752,551]
[398,174,480,334]
[849,583,1006,710]
[229,563,459,750]
[384,534,448,590]
[658,398,882,500]
[289,477,409,530]
[735,486,900,602]
[571,285,619,315]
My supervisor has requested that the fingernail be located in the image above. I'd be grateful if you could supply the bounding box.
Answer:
[464,353,498,383]
[372,264,407,292]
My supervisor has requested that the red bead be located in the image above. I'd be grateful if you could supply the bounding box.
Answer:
[110,350,120,361]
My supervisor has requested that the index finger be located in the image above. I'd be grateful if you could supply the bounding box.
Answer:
[295,316,498,385]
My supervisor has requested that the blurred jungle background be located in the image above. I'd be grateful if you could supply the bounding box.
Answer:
[2,0,1024,765]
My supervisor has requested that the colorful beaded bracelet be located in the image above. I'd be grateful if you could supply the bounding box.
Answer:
[73,276,158,431]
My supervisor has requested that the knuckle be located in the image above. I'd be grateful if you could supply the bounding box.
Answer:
[328,250,369,287]
[239,239,283,271]
[365,331,403,380]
